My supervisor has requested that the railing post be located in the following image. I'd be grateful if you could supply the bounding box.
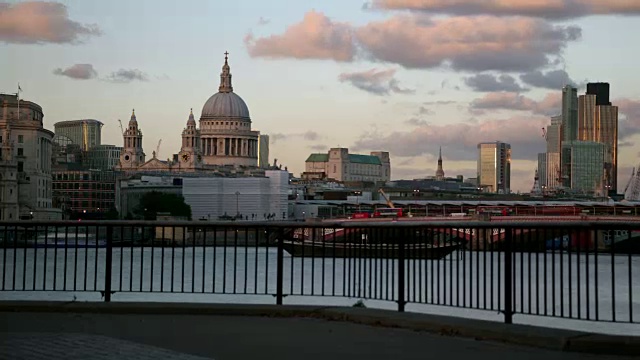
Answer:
[397,228,406,312]
[104,225,113,302]
[503,227,513,324]
[275,228,284,305]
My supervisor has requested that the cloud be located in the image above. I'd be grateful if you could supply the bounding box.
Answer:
[470,92,561,116]
[268,131,322,144]
[617,98,640,137]
[0,1,101,44]
[105,69,149,83]
[302,130,321,141]
[355,15,581,72]
[370,0,640,20]
[520,69,579,90]
[308,144,328,151]
[464,74,527,92]
[257,16,270,26]
[338,68,414,95]
[245,11,580,72]
[423,100,457,105]
[245,11,354,61]
[405,117,429,126]
[352,116,548,161]
[270,133,287,144]
[52,64,97,80]
[416,106,434,115]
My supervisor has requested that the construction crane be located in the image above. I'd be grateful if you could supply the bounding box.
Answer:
[377,188,395,208]
[117,119,124,135]
[156,139,162,158]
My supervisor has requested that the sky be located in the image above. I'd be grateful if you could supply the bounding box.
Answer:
[2,0,640,193]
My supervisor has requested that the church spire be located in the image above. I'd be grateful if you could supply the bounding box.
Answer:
[435,146,445,181]
[218,51,233,93]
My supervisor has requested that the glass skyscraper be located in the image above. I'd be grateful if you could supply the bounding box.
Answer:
[477,141,511,194]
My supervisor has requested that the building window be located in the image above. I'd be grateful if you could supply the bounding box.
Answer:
[17,148,23,156]
[18,135,23,143]
[17,162,23,172]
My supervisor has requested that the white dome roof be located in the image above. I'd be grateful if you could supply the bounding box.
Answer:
[201,92,250,120]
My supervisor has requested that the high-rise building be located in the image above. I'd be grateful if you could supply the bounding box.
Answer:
[54,119,103,152]
[586,82,611,106]
[546,115,562,153]
[545,152,561,189]
[596,105,618,192]
[477,141,511,194]
[537,153,547,188]
[577,83,618,194]
[561,141,606,194]
[562,85,578,143]
[258,134,270,168]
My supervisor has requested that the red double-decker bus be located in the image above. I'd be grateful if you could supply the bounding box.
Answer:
[373,208,403,218]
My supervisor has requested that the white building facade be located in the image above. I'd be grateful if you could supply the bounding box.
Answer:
[182,170,289,221]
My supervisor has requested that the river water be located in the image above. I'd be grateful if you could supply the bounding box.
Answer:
[1,247,639,336]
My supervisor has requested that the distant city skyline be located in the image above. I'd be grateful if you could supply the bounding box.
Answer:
[2,0,640,192]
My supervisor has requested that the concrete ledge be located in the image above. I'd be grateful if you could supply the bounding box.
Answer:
[1,301,638,356]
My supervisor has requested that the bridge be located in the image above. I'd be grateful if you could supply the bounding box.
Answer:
[300,216,640,252]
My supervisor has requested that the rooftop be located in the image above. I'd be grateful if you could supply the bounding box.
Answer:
[306,153,382,165]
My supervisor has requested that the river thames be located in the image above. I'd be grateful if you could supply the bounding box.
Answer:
[1,246,638,336]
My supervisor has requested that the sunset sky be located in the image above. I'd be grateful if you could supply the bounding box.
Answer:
[2,0,640,192]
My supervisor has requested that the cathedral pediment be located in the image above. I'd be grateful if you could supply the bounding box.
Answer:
[139,157,171,171]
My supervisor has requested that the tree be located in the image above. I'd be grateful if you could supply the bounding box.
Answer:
[133,191,192,220]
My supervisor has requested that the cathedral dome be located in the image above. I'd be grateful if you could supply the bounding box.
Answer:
[200,52,250,120]
[201,92,250,120]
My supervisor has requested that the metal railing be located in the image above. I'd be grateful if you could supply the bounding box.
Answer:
[0,220,638,325]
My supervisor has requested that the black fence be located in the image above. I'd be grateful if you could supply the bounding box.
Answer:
[0,220,638,325]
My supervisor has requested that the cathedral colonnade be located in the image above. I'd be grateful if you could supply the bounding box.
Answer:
[200,137,258,157]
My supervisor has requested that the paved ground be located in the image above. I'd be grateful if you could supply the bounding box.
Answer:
[0,311,635,360]
[0,333,211,360]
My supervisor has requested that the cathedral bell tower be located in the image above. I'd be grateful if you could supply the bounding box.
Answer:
[119,109,145,169]
[178,109,202,170]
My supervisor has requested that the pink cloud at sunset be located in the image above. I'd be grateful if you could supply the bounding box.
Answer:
[0,1,101,44]
[246,11,581,72]
[370,0,640,20]
[244,11,354,62]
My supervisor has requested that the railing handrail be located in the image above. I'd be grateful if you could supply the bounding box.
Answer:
[1,219,640,230]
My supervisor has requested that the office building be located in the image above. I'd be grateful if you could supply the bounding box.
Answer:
[86,144,123,171]
[537,153,547,188]
[577,83,618,193]
[304,148,391,183]
[561,141,606,194]
[562,85,578,143]
[477,141,511,194]
[586,82,611,106]
[54,119,103,152]
[0,93,61,220]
